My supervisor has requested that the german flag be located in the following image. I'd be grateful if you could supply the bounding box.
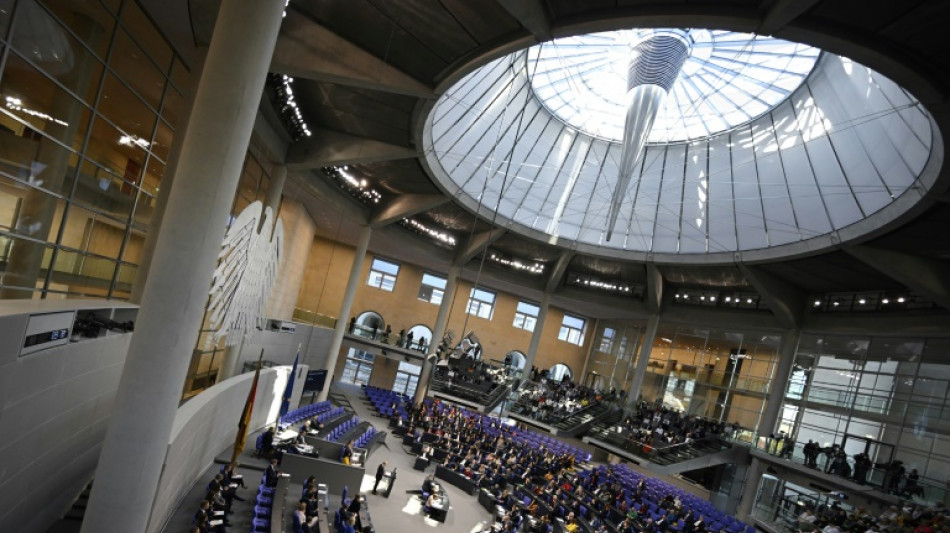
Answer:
[231,350,263,464]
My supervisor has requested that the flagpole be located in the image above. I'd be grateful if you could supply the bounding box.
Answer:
[231,350,264,464]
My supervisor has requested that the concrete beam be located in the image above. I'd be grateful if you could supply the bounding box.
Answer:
[739,264,805,330]
[369,194,450,228]
[645,263,664,314]
[454,228,506,266]
[758,0,822,35]
[844,245,950,311]
[272,10,436,98]
[545,251,574,293]
[497,0,552,41]
[286,128,419,169]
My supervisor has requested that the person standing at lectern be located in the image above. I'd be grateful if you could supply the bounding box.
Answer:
[373,461,387,494]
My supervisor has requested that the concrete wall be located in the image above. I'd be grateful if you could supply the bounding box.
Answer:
[147,364,307,533]
[267,199,317,320]
[0,300,136,533]
[369,356,399,388]
[237,322,332,374]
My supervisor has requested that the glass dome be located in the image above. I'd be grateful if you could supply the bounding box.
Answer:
[527,29,820,143]
[422,31,939,262]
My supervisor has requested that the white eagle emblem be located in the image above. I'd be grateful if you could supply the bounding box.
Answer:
[207,201,284,347]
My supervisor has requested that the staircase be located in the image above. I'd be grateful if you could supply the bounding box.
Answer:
[551,402,619,437]
[584,430,746,476]
[45,481,93,532]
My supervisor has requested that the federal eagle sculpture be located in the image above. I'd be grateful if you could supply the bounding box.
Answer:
[207,201,284,347]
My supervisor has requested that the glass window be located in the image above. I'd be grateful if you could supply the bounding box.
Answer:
[599,327,616,352]
[513,300,539,331]
[558,313,586,345]
[417,272,446,304]
[466,287,495,319]
[367,257,399,291]
[548,363,572,382]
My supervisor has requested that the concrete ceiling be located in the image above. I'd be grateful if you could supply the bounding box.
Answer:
[145,0,950,331]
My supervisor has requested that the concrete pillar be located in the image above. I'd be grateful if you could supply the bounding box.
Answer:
[736,457,766,522]
[522,292,551,381]
[216,332,246,382]
[757,330,800,443]
[130,52,205,304]
[264,164,287,219]
[626,314,661,406]
[318,224,372,402]
[80,2,286,531]
[413,264,461,405]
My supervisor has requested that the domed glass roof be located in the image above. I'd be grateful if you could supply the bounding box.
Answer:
[421,30,939,262]
[528,30,820,142]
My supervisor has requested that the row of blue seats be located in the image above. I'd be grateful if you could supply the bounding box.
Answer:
[354,426,377,449]
[580,464,755,533]
[250,475,276,532]
[365,386,411,419]
[278,400,332,429]
[327,415,359,442]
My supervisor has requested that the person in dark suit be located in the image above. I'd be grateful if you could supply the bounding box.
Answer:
[373,461,387,494]
[264,458,280,487]
[422,474,435,495]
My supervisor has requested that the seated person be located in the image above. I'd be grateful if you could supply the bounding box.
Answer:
[294,501,319,533]
[342,514,358,533]
[221,462,246,489]
[425,491,441,517]
[261,426,275,456]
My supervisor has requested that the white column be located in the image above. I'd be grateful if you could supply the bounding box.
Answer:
[413,264,461,405]
[318,225,372,402]
[80,2,286,531]
[626,314,660,405]
[522,292,551,381]
[756,330,800,442]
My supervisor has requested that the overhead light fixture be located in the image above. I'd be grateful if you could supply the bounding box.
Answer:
[746,298,753,304]
[881,298,889,304]
[709,296,716,302]
[813,300,821,307]
[858,298,866,304]
[725,296,731,302]
[897,297,906,303]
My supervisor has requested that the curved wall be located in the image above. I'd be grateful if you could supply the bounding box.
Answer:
[147,364,306,533]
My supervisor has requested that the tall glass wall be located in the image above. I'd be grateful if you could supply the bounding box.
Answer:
[778,334,950,493]
[640,325,781,436]
[586,322,642,392]
[0,0,186,299]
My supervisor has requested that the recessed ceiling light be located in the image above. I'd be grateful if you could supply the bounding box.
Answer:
[858,298,866,304]
[882,298,889,304]
[897,297,905,303]
[813,300,821,306]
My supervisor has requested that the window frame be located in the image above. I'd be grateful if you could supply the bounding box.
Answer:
[417,272,447,305]
[558,313,586,345]
[466,287,496,320]
[513,300,540,331]
[366,257,400,291]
